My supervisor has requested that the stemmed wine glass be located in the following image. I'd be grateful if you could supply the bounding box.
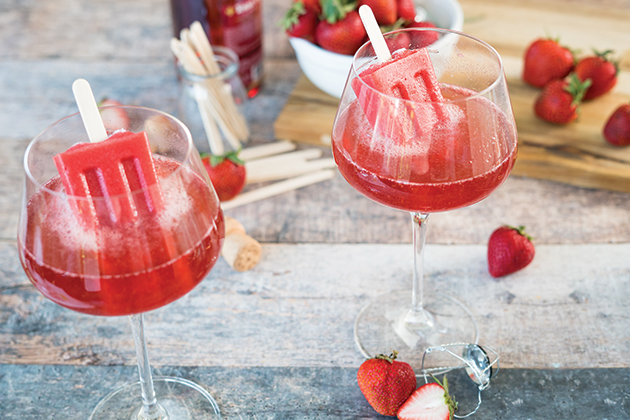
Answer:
[18,105,225,419]
[331,28,518,366]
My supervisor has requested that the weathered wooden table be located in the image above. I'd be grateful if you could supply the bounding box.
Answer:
[2,0,630,418]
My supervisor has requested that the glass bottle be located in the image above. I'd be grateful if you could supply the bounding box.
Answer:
[170,0,264,97]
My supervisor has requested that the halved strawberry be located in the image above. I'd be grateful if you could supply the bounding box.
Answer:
[397,376,457,420]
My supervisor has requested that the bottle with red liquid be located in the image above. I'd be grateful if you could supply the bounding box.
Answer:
[170,0,264,97]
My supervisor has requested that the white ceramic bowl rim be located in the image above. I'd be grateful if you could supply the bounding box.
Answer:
[350,28,506,105]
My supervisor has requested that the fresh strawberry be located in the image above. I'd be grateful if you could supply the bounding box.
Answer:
[201,151,246,202]
[603,102,630,147]
[301,0,322,14]
[315,10,367,55]
[574,50,619,100]
[357,350,417,416]
[534,74,591,124]
[396,0,416,21]
[397,376,457,420]
[407,21,439,48]
[281,1,319,42]
[99,98,130,132]
[359,0,397,25]
[487,225,535,278]
[320,0,357,24]
[522,37,574,88]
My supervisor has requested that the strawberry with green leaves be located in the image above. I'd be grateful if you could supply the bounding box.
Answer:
[281,1,319,42]
[534,74,591,124]
[357,350,416,416]
[487,225,535,278]
[603,102,630,147]
[315,7,366,55]
[574,49,619,100]
[397,376,457,420]
[201,151,246,202]
[522,37,574,88]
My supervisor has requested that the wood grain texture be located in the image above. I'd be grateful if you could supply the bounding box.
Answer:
[274,0,630,191]
[3,241,630,370]
[3,364,630,419]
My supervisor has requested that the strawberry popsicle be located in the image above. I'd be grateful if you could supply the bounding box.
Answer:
[53,131,164,227]
[351,48,449,145]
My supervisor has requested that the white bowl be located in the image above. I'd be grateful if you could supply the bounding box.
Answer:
[289,0,464,98]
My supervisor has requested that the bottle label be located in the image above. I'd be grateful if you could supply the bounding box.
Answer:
[216,0,263,92]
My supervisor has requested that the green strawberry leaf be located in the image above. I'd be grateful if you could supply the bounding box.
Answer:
[279,1,307,30]
[320,0,357,24]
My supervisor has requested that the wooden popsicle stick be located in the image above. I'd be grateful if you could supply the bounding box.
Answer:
[72,79,108,143]
[189,21,221,75]
[221,170,335,210]
[239,140,297,161]
[245,158,337,184]
[359,5,391,62]
[244,149,323,171]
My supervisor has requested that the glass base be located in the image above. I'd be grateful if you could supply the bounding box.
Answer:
[88,377,221,420]
[354,290,478,371]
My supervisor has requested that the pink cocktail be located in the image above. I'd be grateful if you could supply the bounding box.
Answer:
[18,106,225,419]
[331,28,518,365]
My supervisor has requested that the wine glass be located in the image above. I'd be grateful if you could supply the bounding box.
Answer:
[331,28,517,367]
[18,106,225,419]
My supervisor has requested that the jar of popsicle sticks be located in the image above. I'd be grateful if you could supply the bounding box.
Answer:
[172,30,250,156]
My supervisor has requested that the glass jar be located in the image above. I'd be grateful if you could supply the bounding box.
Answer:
[170,0,264,97]
[176,46,250,156]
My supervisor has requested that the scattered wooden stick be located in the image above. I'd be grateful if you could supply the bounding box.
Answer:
[246,158,336,184]
[221,217,262,272]
[221,170,335,210]
[239,140,297,161]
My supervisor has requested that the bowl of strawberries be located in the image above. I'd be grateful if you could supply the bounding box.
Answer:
[282,0,464,98]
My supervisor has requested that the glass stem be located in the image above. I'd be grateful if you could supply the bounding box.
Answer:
[404,212,435,332]
[411,212,429,312]
[129,314,164,419]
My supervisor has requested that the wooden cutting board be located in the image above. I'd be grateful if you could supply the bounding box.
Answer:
[274,0,630,192]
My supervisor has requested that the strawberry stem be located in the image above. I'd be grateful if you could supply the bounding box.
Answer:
[564,73,591,106]
[202,149,244,167]
[374,350,398,363]
[506,225,534,242]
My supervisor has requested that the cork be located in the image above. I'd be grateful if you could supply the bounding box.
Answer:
[221,217,262,272]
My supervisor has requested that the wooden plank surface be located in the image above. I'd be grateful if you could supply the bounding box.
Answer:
[274,0,630,192]
[3,241,630,370]
[3,364,630,419]
[2,0,630,418]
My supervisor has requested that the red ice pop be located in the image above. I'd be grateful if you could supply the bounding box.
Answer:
[53,130,164,227]
[352,48,445,142]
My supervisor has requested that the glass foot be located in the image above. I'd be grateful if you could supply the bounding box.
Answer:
[354,290,478,371]
[89,377,221,420]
